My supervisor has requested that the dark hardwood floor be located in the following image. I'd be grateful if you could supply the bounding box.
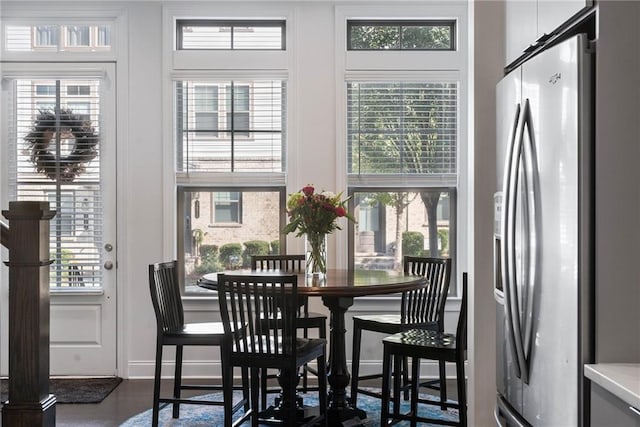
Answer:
[45,377,459,426]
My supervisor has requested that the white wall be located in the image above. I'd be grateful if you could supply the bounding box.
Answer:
[122,1,166,378]
[593,1,640,363]
[469,0,503,425]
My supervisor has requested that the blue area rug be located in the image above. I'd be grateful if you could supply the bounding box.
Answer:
[120,390,459,426]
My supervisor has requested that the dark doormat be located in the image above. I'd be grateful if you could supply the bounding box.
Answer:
[0,377,123,404]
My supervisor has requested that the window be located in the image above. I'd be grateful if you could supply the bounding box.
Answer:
[351,188,455,268]
[172,13,289,293]
[193,85,219,137]
[67,85,91,96]
[347,20,455,51]
[96,25,111,47]
[347,81,457,175]
[36,84,57,96]
[175,79,285,173]
[226,84,250,137]
[177,188,285,292]
[66,25,90,47]
[35,25,58,47]
[347,80,459,273]
[177,19,286,50]
[67,102,91,121]
[7,78,104,288]
[5,23,112,52]
[343,10,464,289]
[212,191,241,223]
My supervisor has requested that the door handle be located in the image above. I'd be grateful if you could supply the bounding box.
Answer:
[521,99,537,362]
[501,102,523,380]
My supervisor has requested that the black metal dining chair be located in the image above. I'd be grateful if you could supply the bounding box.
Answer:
[251,254,327,405]
[216,273,328,427]
[148,261,249,427]
[350,256,452,408]
[380,272,468,426]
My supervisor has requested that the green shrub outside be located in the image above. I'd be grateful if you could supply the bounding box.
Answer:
[242,240,270,267]
[270,239,280,255]
[402,231,424,257]
[193,244,222,275]
[219,243,243,269]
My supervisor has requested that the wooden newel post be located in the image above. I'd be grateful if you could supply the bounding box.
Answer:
[2,201,56,427]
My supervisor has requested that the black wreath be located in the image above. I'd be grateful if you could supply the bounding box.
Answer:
[24,109,99,183]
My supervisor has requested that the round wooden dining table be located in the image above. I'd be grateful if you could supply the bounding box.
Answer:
[199,268,428,426]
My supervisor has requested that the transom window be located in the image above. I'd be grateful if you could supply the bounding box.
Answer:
[347,20,455,51]
[176,19,286,50]
[5,24,112,52]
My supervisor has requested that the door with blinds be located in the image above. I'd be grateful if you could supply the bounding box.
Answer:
[0,63,117,375]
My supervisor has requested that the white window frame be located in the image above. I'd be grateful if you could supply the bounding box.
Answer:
[162,4,296,292]
[335,3,468,297]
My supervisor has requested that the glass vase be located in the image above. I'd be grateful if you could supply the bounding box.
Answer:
[305,233,327,278]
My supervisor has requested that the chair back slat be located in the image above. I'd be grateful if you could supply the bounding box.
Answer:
[148,260,184,332]
[251,254,305,273]
[251,254,306,316]
[218,273,298,358]
[401,257,452,327]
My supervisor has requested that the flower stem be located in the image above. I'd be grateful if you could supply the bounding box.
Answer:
[306,233,327,275]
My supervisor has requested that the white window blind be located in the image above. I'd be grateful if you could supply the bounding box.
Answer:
[347,81,458,179]
[177,20,285,50]
[175,79,286,174]
[7,79,104,288]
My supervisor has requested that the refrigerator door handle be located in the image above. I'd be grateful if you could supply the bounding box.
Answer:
[500,102,523,380]
[521,99,538,362]
[505,99,530,384]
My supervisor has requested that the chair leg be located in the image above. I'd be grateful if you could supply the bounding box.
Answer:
[242,366,250,412]
[456,358,467,427]
[410,357,419,427]
[402,355,410,400]
[439,359,448,410]
[173,345,183,418]
[251,368,260,427]
[317,353,328,427]
[392,351,402,419]
[152,340,163,427]
[350,321,362,405]
[222,357,234,427]
[380,345,392,425]
[260,368,269,410]
[302,326,310,393]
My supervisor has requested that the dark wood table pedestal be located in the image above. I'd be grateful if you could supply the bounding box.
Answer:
[322,295,367,426]
[258,367,319,425]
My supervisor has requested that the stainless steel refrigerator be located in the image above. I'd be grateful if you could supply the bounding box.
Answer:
[494,34,594,426]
